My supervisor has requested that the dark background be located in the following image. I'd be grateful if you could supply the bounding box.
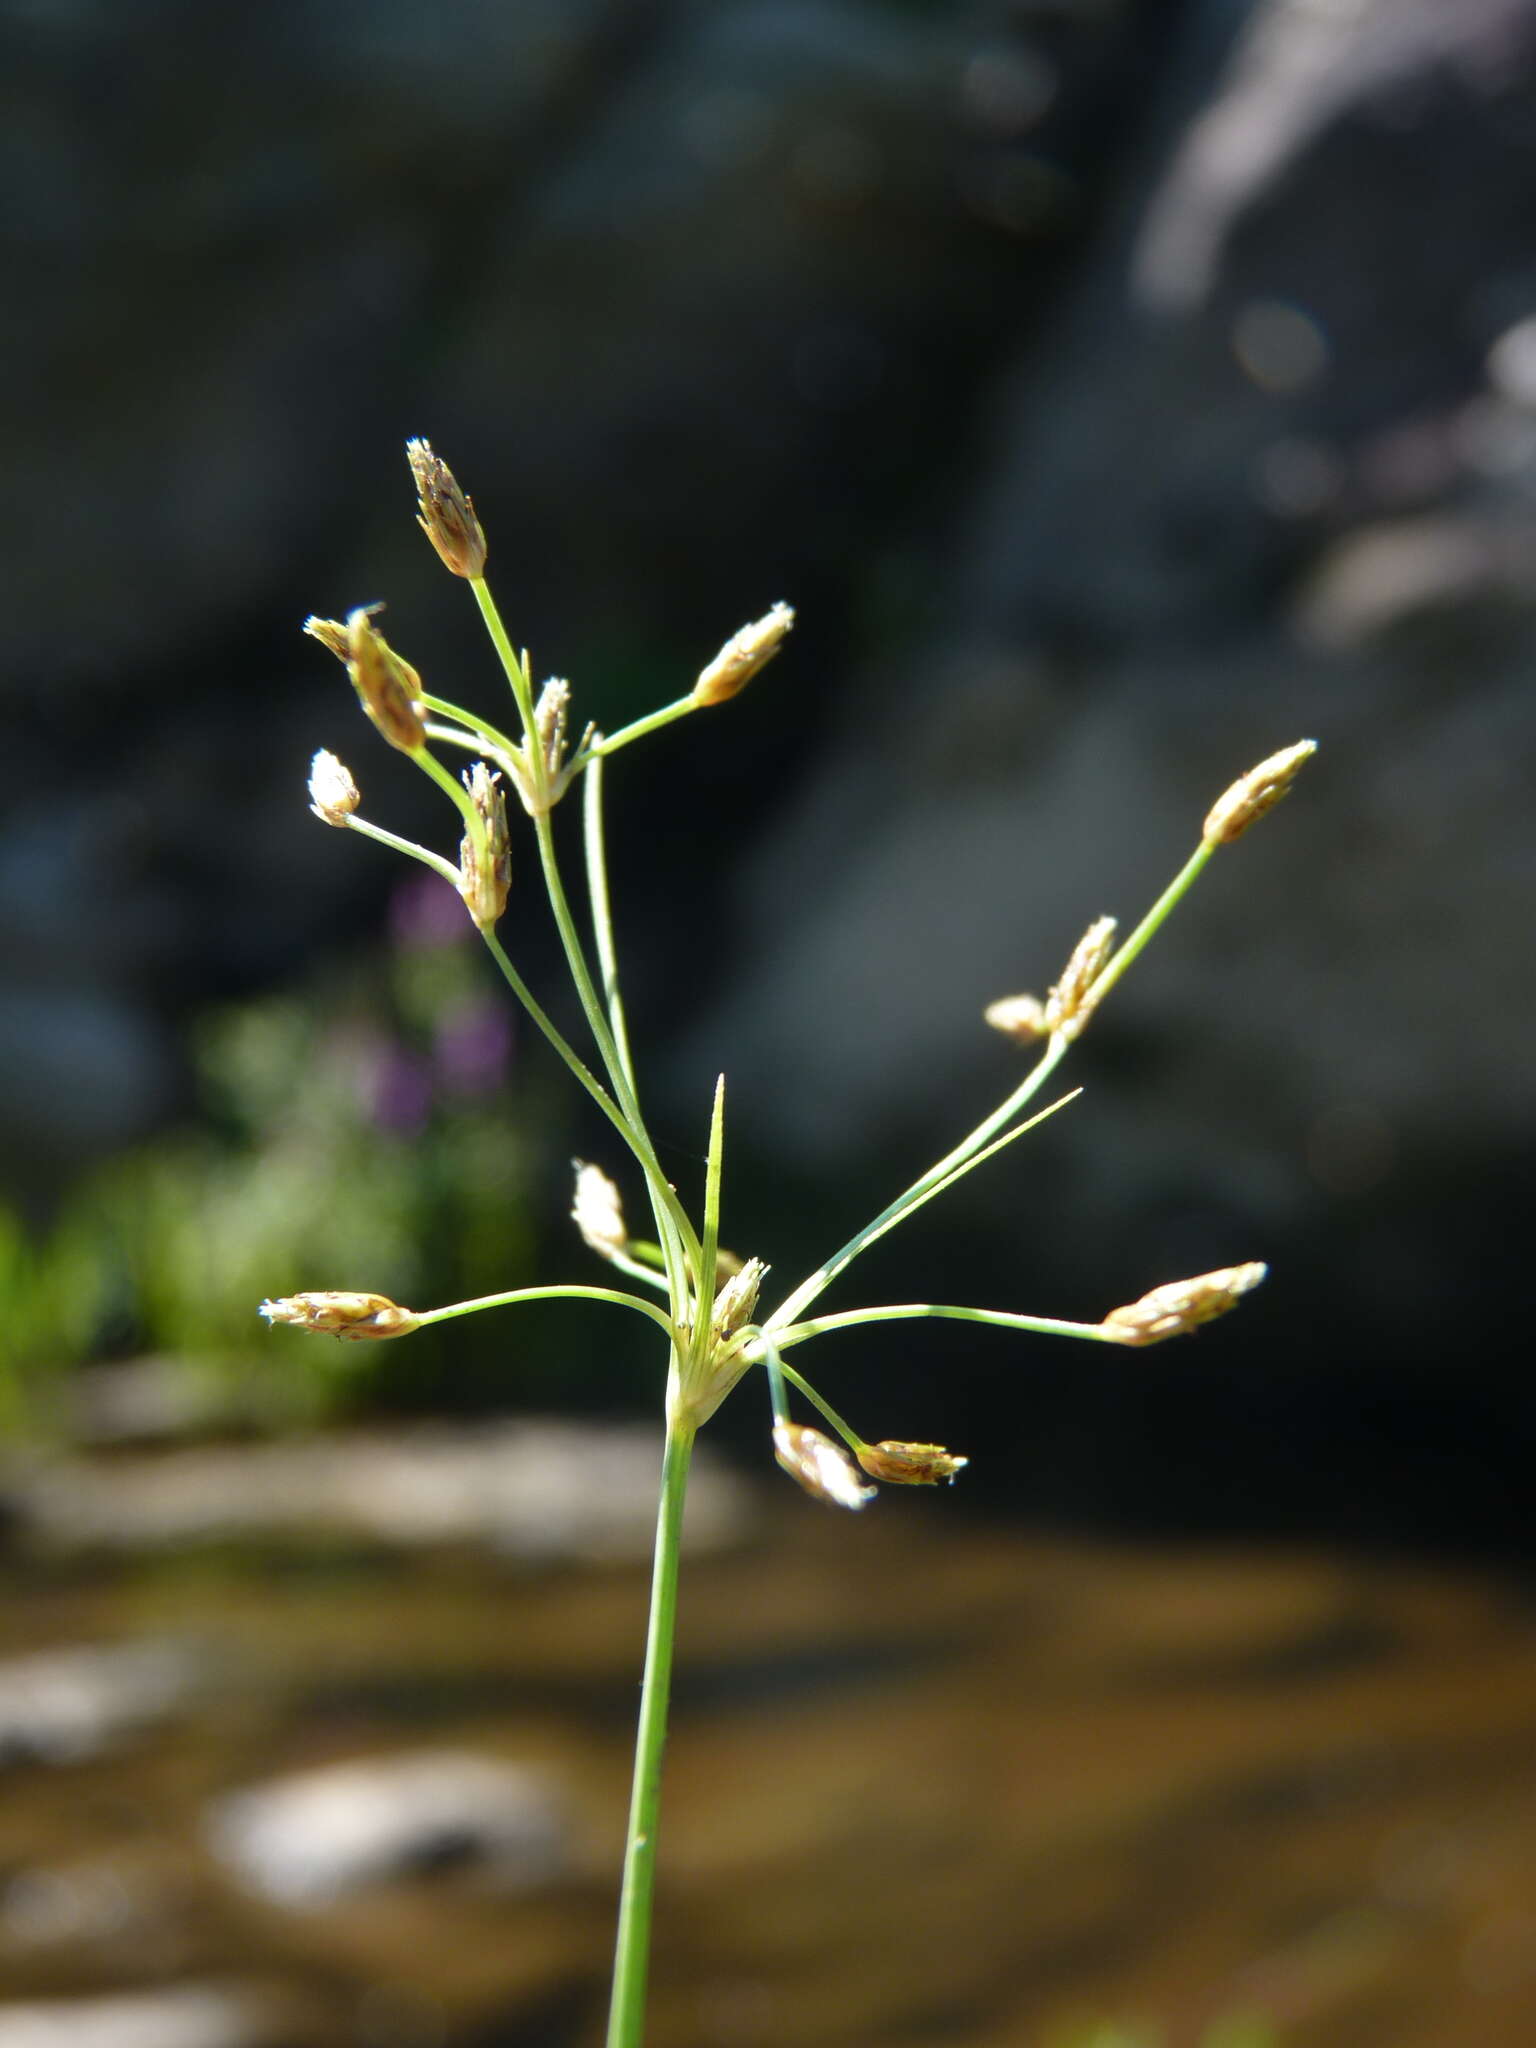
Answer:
[3,0,1534,1551]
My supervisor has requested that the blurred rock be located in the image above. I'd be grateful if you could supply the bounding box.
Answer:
[5,1420,752,1562]
[0,1642,201,1766]
[675,0,1536,1407]
[63,1357,280,1448]
[206,1750,566,1905]
[2,0,1140,1179]
[0,1987,279,2048]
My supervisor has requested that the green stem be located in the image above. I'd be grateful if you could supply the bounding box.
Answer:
[533,808,701,1290]
[764,1034,1071,1335]
[699,1077,726,1326]
[420,693,524,762]
[1083,840,1213,1011]
[607,1413,695,2048]
[771,1351,865,1451]
[413,1283,677,1341]
[576,752,697,1309]
[579,695,698,766]
[602,1248,674,1296]
[480,932,667,1196]
[582,754,636,1090]
[342,817,462,889]
[764,837,1219,1338]
[816,1088,1079,1280]
[412,742,484,856]
[470,577,537,734]
[773,1302,1119,1348]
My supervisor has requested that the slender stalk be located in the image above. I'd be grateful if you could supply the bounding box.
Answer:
[343,817,462,889]
[412,744,486,861]
[772,1301,1120,1348]
[473,939,694,1318]
[479,932,665,1194]
[583,754,636,1088]
[774,1353,862,1447]
[577,752,695,1311]
[413,1283,678,1340]
[700,1077,726,1319]
[1085,840,1213,1010]
[764,1035,1071,1334]
[532,810,700,1299]
[799,1088,1080,1285]
[764,836,1219,1337]
[760,1339,791,1427]
[607,1413,695,2048]
[420,692,524,762]
[603,1248,674,1295]
[579,694,698,765]
[470,577,537,733]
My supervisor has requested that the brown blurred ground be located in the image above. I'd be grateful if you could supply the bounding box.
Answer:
[4,1469,1535,2046]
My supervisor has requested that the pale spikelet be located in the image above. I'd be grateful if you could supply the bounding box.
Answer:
[258,1291,420,1340]
[711,1256,767,1341]
[1203,740,1317,846]
[406,438,487,579]
[345,607,428,754]
[508,679,594,816]
[308,748,360,827]
[303,615,351,662]
[1044,916,1117,1040]
[773,1423,876,1510]
[535,677,570,771]
[856,1440,969,1485]
[1100,1261,1268,1347]
[984,993,1047,1044]
[692,602,795,707]
[457,762,512,931]
[572,1161,627,1258]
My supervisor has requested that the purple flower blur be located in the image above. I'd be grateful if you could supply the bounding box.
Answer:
[435,1000,514,1098]
[389,871,468,953]
[370,1044,434,1136]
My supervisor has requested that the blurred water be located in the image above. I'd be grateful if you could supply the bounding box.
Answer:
[3,1436,1536,2047]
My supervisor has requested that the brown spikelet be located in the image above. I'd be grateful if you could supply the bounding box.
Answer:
[711,1257,767,1341]
[345,607,428,754]
[692,603,795,707]
[1100,1261,1267,1347]
[1204,740,1317,846]
[856,1440,969,1485]
[258,1291,420,1340]
[1044,916,1117,1040]
[457,763,512,931]
[406,439,487,579]
[303,615,351,663]
[772,1423,875,1510]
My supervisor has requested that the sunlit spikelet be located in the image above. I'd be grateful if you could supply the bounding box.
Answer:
[1100,1261,1268,1347]
[773,1423,876,1509]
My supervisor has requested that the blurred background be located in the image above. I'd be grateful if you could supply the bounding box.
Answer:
[3,0,1535,2043]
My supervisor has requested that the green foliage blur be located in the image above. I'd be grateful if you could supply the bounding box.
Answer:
[1,874,541,1422]
[1049,2016,1278,2048]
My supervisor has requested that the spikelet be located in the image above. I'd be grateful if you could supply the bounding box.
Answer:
[1100,1262,1267,1347]
[1044,916,1117,1040]
[856,1440,969,1485]
[692,603,795,707]
[1203,741,1317,846]
[773,1423,876,1510]
[258,1291,420,1340]
[406,438,487,579]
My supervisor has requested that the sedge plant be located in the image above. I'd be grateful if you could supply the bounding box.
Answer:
[261,440,1316,2047]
